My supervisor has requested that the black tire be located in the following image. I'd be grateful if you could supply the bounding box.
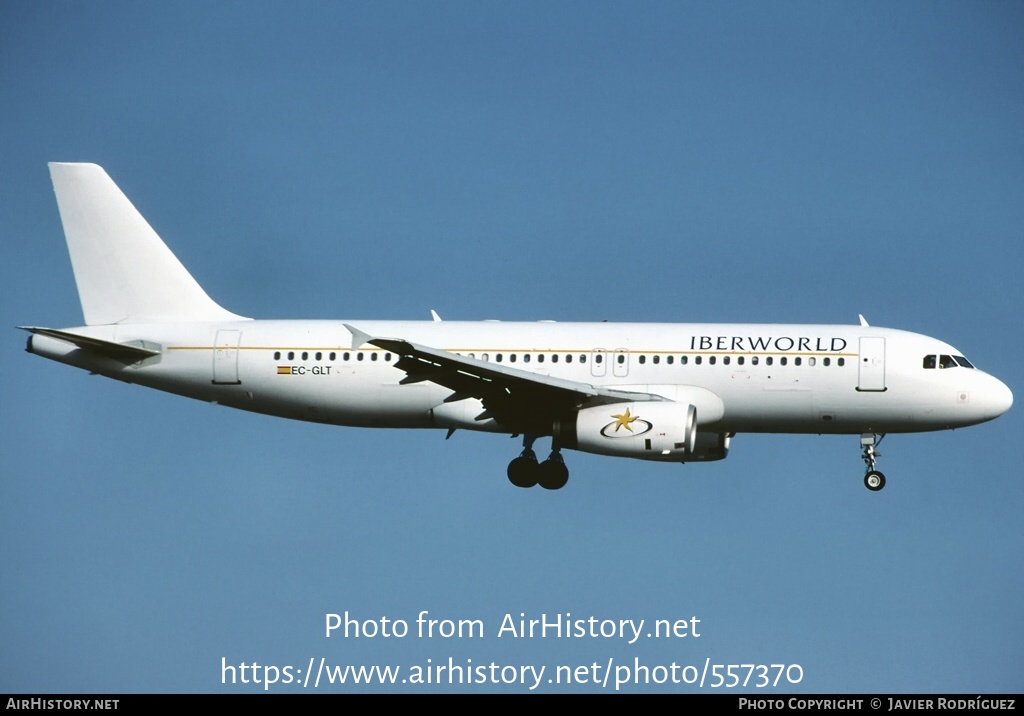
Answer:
[507,456,539,488]
[864,470,886,491]
[537,459,569,490]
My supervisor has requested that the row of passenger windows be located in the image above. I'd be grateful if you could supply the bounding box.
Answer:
[271,349,846,367]
[484,353,845,367]
[631,354,845,367]
[274,350,394,362]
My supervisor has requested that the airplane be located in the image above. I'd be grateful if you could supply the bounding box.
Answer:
[21,163,1013,492]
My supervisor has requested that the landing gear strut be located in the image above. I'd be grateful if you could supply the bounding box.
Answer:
[507,435,570,490]
[861,433,886,491]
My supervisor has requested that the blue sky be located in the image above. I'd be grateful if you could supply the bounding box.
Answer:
[1,1,1022,693]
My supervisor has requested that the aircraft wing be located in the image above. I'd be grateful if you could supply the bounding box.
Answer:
[345,324,664,434]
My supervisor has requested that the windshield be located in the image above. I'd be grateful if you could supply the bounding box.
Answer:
[923,354,975,370]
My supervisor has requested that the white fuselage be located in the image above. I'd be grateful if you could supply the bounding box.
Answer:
[27,163,1015,487]
[28,319,1013,441]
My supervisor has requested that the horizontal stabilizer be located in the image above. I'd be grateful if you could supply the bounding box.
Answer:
[19,326,160,362]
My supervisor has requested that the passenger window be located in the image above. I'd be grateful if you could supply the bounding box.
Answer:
[695,356,702,365]
[579,355,586,364]
[371,353,378,361]
[343,352,350,361]
[481,353,489,362]
[780,357,787,366]
[302,352,308,361]
[667,356,674,365]
[808,357,815,366]
[709,356,716,365]
[329,352,336,361]
[357,352,364,361]
[723,356,730,365]
[653,355,660,365]
[496,354,503,363]
[315,352,322,361]
[385,353,391,361]
[638,355,646,365]
[537,354,544,363]
[523,354,530,363]
[288,351,295,360]
[595,355,602,364]
[838,358,845,367]
[766,357,773,366]
[680,356,688,365]
[617,354,625,364]
[737,356,744,366]
[564,355,571,363]
[823,357,830,366]
[551,354,558,363]
[794,357,801,366]
[751,356,759,366]
[510,354,517,363]
[274,351,281,360]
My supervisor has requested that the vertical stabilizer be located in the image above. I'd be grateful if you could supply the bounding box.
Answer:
[48,163,248,325]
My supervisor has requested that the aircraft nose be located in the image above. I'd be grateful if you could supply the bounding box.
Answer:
[976,374,1013,421]
[991,377,1013,417]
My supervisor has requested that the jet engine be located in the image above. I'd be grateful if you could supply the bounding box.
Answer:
[554,401,698,461]
[684,431,732,462]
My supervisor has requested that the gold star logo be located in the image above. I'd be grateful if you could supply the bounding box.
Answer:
[610,408,639,433]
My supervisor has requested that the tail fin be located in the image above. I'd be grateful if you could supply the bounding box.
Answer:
[48,163,248,325]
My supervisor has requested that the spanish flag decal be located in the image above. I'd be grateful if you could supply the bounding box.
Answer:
[277,366,292,375]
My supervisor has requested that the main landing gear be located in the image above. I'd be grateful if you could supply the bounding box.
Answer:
[861,433,886,491]
[507,435,569,490]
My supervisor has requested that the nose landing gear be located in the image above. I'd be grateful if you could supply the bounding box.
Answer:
[507,435,570,490]
[861,433,886,491]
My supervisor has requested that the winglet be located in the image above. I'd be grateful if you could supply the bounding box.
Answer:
[430,309,442,322]
[343,323,372,350]
[858,314,869,327]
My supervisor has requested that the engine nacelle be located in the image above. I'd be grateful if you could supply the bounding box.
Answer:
[554,401,697,461]
[685,431,732,462]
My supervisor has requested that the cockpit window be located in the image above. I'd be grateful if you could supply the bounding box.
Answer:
[925,354,975,369]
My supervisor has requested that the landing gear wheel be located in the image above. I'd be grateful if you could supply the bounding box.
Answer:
[860,434,887,491]
[507,452,539,488]
[864,470,886,492]
[538,458,569,490]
